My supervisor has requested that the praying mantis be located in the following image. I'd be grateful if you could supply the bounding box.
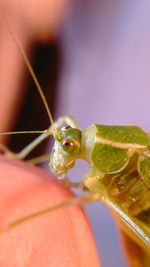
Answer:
[0,9,150,267]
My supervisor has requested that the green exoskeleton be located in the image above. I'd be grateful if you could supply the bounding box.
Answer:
[0,10,150,267]
[50,118,150,252]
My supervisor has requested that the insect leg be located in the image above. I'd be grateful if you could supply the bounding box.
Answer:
[0,130,51,160]
[27,157,83,195]
[15,130,51,160]
[62,177,85,189]
[27,153,51,165]
[0,193,96,233]
[0,128,52,159]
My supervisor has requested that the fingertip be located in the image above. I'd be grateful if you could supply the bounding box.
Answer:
[0,156,100,267]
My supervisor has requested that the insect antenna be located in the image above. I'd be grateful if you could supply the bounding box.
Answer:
[0,11,55,134]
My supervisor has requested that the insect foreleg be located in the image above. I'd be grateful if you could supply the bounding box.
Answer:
[62,177,85,189]
[16,130,51,160]
[27,153,85,189]
[27,153,51,165]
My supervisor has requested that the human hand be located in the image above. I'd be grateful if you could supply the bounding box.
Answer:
[0,156,100,267]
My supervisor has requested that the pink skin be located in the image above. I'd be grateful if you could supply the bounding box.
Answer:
[0,156,100,267]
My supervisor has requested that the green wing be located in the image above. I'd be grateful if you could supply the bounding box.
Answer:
[102,195,150,254]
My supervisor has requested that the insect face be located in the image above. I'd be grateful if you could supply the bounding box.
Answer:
[49,125,82,178]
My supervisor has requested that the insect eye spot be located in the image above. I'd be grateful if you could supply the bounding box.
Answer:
[62,138,74,152]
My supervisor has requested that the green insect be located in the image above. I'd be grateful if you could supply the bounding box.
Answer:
[46,117,150,258]
[0,11,150,267]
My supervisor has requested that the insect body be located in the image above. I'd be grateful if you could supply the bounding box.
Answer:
[51,123,150,177]
[50,119,150,255]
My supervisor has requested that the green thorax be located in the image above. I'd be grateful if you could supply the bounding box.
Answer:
[81,124,149,174]
[95,125,149,147]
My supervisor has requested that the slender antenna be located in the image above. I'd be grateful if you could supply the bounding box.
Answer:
[0,11,54,126]
[0,130,45,135]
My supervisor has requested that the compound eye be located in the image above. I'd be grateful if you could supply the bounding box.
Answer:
[61,125,71,132]
[62,138,74,152]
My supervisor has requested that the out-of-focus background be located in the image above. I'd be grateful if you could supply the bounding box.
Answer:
[1,1,150,266]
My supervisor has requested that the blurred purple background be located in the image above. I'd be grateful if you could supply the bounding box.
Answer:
[53,1,150,266]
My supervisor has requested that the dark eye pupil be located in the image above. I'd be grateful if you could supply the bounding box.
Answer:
[62,138,74,152]
[64,141,70,146]
[63,139,72,146]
